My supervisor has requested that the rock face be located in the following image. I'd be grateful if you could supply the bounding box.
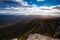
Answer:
[27,34,60,40]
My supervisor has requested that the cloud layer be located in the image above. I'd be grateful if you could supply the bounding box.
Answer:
[0,0,60,17]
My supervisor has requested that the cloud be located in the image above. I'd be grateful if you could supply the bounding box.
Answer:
[37,0,45,2]
[13,0,29,6]
[0,6,60,16]
[0,0,21,8]
[0,0,45,8]
[0,0,60,17]
[52,5,60,10]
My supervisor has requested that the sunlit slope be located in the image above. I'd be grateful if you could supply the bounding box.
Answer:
[0,18,60,40]
[19,18,60,40]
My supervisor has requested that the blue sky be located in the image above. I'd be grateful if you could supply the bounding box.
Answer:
[0,0,60,8]
[0,0,60,16]
[24,0,60,6]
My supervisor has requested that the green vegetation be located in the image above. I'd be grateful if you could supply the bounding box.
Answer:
[0,18,60,40]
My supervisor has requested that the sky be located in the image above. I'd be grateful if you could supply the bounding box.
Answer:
[0,0,60,16]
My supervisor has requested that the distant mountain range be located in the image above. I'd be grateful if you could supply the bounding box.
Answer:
[0,15,36,28]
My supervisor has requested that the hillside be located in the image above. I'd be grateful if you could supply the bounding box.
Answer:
[0,18,60,40]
